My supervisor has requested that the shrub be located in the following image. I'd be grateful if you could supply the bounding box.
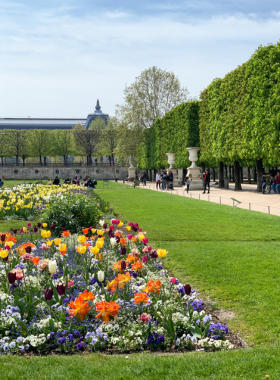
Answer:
[39,191,102,235]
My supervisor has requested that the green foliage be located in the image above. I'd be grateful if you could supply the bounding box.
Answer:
[137,101,200,169]
[199,43,280,167]
[39,191,102,235]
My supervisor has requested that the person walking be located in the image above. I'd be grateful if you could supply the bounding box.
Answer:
[162,170,168,190]
[156,172,161,189]
[274,172,280,194]
[185,176,192,193]
[268,175,275,194]
[95,158,98,166]
[260,174,266,194]
[202,169,210,194]
[143,172,147,186]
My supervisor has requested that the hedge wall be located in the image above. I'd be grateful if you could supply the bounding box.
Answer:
[199,43,280,168]
[137,100,200,170]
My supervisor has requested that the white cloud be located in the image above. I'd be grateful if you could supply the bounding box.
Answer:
[0,4,280,117]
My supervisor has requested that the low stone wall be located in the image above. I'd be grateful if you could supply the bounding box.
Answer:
[0,166,129,180]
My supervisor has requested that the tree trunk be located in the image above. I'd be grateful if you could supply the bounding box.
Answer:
[40,155,42,166]
[224,165,228,179]
[212,167,215,182]
[240,167,243,183]
[234,161,242,190]
[256,159,263,192]
[232,165,235,182]
[44,156,47,167]
[201,162,205,172]
[22,155,25,166]
[219,162,224,188]
[1,157,3,166]
[16,155,19,166]
[248,167,251,184]
[229,166,232,182]
[112,154,114,166]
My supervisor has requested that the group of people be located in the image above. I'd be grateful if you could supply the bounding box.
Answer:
[261,172,280,194]
[52,176,97,188]
[155,170,174,190]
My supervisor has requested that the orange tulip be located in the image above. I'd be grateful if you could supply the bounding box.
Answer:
[126,254,139,264]
[79,290,95,302]
[143,279,162,295]
[62,230,70,237]
[134,293,149,304]
[82,228,89,235]
[120,238,127,246]
[131,261,144,272]
[31,257,40,265]
[132,236,137,243]
[95,300,121,323]
[68,297,91,321]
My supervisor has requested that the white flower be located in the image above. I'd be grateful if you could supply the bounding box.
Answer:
[48,260,58,274]
[97,271,105,282]
[110,238,117,247]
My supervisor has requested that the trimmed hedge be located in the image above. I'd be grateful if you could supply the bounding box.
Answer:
[137,100,200,169]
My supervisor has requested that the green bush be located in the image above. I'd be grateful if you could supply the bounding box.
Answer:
[39,191,102,235]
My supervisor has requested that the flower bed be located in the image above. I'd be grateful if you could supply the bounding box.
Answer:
[0,217,235,355]
[0,184,81,220]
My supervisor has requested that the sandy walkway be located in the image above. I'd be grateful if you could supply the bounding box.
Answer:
[118,181,280,217]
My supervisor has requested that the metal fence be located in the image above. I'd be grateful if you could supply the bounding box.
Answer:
[0,162,119,168]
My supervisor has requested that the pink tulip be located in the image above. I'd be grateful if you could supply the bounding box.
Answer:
[138,313,150,323]
[170,278,177,284]
[27,223,31,227]
[142,246,149,253]
[147,246,152,251]
[142,256,148,263]
[10,268,24,280]
[142,237,148,245]
[127,234,133,240]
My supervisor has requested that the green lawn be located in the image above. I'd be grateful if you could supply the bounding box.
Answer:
[2,181,280,379]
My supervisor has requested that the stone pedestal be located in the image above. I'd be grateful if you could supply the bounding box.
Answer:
[128,167,136,179]
[165,153,182,187]
[186,147,204,190]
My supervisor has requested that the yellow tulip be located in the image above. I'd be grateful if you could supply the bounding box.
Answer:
[118,221,124,227]
[97,230,104,236]
[90,246,100,255]
[59,243,67,252]
[125,226,131,231]
[54,238,61,246]
[23,227,28,233]
[46,240,53,246]
[5,241,13,248]
[77,235,86,244]
[77,245,87,254]
[42,223,48,228]
[0,249,8,258]
[138,234,145,242]
[157,249,168,258]
[96,239,104,249]
[91,228,96,234]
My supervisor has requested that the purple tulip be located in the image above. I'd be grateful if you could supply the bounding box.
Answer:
[115,236,120,243]
[37,222,42,228]
[150,250,158,259]
[7,272,17,284]
[56,284,66,296]
[25,246,32,254]
[13,229,17,234]
[44,288,53,301]
[50,224,55,231]
[120,247,127,255]
[33,226,38,233]
[121,260,126,271]
[184,284,191,295]
[103,223,107,229]
[62,227,67,231]
[1,234,6,242]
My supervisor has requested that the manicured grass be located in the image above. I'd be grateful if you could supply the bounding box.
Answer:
[1,345,280,380]
[2,180,38,188]
[0,219,31,231]
[94,182,280,347]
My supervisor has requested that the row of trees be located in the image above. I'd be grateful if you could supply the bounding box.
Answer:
[0,117,118,166]
[199,42,280,191]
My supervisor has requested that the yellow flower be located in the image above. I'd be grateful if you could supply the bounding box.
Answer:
[90,246,100,255]
[125,226,131,231]
[91,228,96,234]
[54,238,61,246]
[0,249,8,258]
[97,230,104,236]
[22,227,28,233]
[41,230,51,238]
[138,234,145,242]
[96,239,104,249]
[77,245,87,254]
[59,243,67,252]
[77,235,86,244]
[46,240,53,246]
[42,223,48,228]
[5,241,14,249]
[157,249,168,258]
[118,221,124,227]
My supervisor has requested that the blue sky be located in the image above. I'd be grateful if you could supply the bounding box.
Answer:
[1,0,280,117]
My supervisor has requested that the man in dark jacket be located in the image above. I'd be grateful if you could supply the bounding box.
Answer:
[53,176,60,186]
[202,169,210,194]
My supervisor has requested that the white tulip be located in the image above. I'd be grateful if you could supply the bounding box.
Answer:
[48,260,58,274]
[97,270,105,282]
[99,219,105,226]
[110,238,117,247]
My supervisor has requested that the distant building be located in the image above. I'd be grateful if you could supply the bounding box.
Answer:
[0,99,109,130]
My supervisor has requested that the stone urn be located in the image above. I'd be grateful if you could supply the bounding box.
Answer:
[186,147,204,190]
[166,153,176,169]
